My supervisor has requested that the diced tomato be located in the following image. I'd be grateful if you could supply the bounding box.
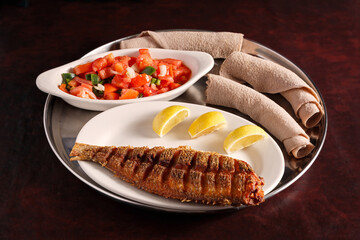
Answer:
[73,76,92,86]
[111,74,131,89]
[173,66,191,83]
[92,57,108,72]
[177,75,189,84]
[112,56,133,73]
[169,65,174,78]
[136,49,154,71]
[136,56,154,70]
[112,62,125,73]
[104,53,115,66]
[69,86,81,95]
[73,62,93,75]
[133,86,144,93]
[61,49,191,101]
[169,82,181,90]
[84,71,96,75]
[142,84,156,97]
[128,57,137,67]
[115,55,131,63]
[139,49,150,55]
[81,83,93,90]
[114,56,131,69]
[160,58,182,67]
[159,79,170,88]
[71,86,83,96]
[104,92,120,100]
[70,84,97,99]
[119,89,139,99]
[98,67,114,80]
[68,79,79,88]
[104,83,119,96]
[130,74,151,88]
[152,59,159,68]
[157,87,169,94]
[59,83,68,93]
[158,75,174,83]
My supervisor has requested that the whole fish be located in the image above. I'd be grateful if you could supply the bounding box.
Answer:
[70,143,265,206]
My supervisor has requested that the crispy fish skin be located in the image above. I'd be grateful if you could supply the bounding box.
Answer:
[70,143,265,206]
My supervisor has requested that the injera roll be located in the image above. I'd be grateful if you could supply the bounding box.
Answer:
[206,74,314,159]
[219,52,324,128]
[120,30,243,59]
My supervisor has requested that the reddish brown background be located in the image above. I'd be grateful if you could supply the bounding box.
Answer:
[0,0,359,239]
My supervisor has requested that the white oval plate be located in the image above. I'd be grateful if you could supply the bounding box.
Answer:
[36,49,214,111]
[74,101,284,211]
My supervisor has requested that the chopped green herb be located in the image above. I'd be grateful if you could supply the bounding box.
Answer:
[61,73,75,84]
[92,87,104,98]
[150,78,157,85]
[101,76,114,85]
[86,74,100,85]
[141,66,156,76]
[150,77,161,85]
[138,93,144,98]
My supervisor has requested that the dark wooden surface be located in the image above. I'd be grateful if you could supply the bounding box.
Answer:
[1,0,359,239]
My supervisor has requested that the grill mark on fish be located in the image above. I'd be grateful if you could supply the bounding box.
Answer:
[194,151,210,198]
[93,146,114,166]
[171,149,196,197]
[70,143,265,206]
[122,147,146,180]
[106,146,129,174]
[158,148,178,187]
[184,151,199,200]
[140,147,164,182]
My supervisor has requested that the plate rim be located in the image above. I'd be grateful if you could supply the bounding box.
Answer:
[75,100,285,210]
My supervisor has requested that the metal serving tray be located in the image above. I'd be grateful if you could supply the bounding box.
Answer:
[43,33,327,213]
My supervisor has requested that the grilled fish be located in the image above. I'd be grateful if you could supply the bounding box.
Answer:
[70,143,265,206]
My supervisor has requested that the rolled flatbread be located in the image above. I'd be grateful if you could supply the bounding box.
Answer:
[120,30,244,59]
[219,52,324,128]
[206,74,314,158]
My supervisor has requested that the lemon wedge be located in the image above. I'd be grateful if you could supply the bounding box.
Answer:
[188,111,227,138]
[223,125,267,154]
[152,105,190,137]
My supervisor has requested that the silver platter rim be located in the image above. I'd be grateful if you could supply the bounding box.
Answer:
[42,31,328,213]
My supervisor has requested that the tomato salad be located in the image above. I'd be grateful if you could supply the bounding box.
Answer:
[59,49,192,100]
